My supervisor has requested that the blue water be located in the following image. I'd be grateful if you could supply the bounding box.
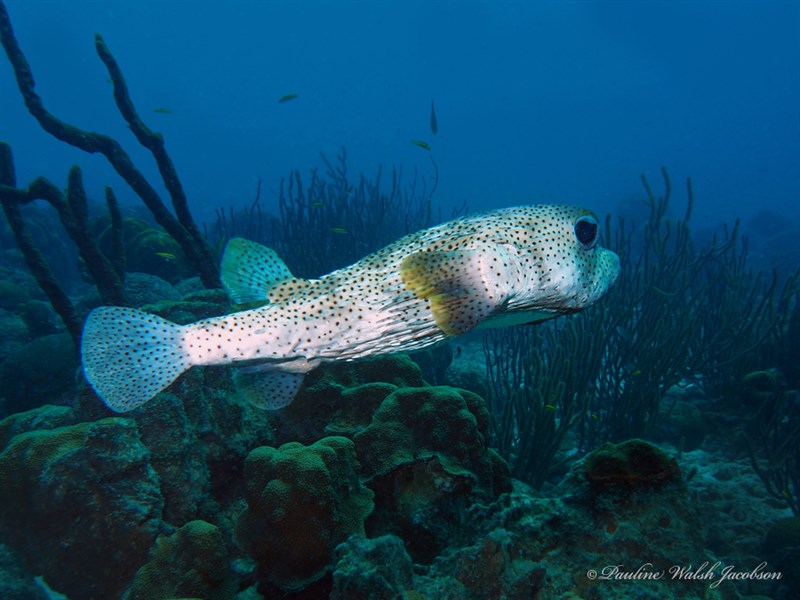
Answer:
[2,4,800,598]
[1,0,797,231]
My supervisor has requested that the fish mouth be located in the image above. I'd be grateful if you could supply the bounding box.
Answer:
[608,249,622,277]
[596,248,621,288]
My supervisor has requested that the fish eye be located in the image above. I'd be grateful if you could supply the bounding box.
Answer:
[574,215,599,249]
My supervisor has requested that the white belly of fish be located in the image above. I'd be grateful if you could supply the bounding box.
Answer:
[183,288,444,369]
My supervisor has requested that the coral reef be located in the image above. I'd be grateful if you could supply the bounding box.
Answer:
[120,272,182,306]
[237,436,374,591]
[271,355,511,566]
[580,438,681,493]
[0,5,797,598]
[0,335,790,599]
[0,404,78,449]
[131,392,213,524]
[0,544,49,600]
[324,439,729,599]
[330,534,414,599]
[0,417,164,600]
[126,520,237,600]
[0,307,27,362]
[271,354,427,443]
[437,440,703,598]
[680,440,792,597]
[355,385,511,562]
[0,333,78,416]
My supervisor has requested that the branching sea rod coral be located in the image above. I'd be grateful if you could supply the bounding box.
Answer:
[0,144,124,344]
[484,317,609,488]
[209,148,446,279]
[272,148,440,278]
[485,168,797,488]
[744,375,800,515]
[0,0,220,289]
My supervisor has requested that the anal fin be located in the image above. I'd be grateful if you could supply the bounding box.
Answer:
[232,364,305,410]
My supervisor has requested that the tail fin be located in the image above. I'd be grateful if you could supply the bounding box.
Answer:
[81,306,191,412]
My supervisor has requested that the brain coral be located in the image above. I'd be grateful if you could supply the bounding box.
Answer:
[582,438,680,492]
[273,354,427,443]
[236,436,374,591]
[354,385,495,480]
[353,385,511,563]
[126,520,237,600]
[0,417,163,600]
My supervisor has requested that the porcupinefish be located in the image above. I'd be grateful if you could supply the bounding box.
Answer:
[81,204,620,412]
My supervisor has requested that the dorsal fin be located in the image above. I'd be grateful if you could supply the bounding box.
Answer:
[221,237,294,304]
[400,247,518,335]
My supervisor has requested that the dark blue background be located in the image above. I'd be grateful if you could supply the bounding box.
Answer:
[1,0,798,230]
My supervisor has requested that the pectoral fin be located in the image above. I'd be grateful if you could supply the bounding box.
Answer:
[400,247,518,335]
[232,364,305,410]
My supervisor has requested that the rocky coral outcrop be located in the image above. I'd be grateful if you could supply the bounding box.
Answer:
[237,436,374,591]
[580,438,681,493]
[330,534,414,599]
[125,520,237,600]
[0,308,28,363]
[132,392,212,524]
[336,440,731,599]
[0,544,49,600]
[0,333,78,416]
[272,354,427,443]
[0,404,77,449]
[0,417,164,600]
[355,385,511,563]
[0,338,753,600]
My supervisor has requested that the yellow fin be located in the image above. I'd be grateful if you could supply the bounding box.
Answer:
[400,248,514,335]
